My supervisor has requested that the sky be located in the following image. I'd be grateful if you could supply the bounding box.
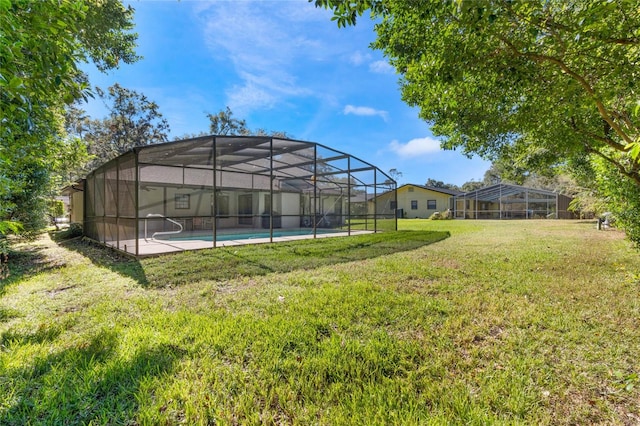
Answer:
[81,0,491,186]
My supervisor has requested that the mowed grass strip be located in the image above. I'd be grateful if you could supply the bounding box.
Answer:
[137,230,447,287]
[1,220,639,424]
[139,230,450,287]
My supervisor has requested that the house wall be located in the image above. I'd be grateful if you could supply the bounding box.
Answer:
[369,191,396,216]
[138,185,308,230]
[70,192,83,224]
[281,192,301,228]
[397,186,452,219]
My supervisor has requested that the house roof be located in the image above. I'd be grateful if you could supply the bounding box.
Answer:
[398,184,462,196]
[60,180,85,195]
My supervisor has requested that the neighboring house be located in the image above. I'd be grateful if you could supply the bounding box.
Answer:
[372,184,460,219]
[61,181,84,224]
[452,183,576,219]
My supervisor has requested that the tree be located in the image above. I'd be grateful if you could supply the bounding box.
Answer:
[0,0,139,232]
[207,106,249,135]
[314,1,639,179]
[314,0,640,242]
[54,105,95,185]
[177,108,293,140]
[83,84,170,168]
[388,168,403,183]
[424,178,459,191]
[460,181,484,193]
[252,129,293,139]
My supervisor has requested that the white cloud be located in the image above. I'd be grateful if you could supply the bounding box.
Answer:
[343,104,388,121]
[388,137,442,157]
[369,60,394,74]
[349,51,371,66]
[195,2,344,113]
[227,82,277,115]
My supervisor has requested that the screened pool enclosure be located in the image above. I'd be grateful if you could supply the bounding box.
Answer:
[84,136,397,255]
[452,183,574,220]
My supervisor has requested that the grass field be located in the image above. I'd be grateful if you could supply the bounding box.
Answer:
[1,220,639,424]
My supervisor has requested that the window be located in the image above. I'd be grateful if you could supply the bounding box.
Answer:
[427,199,437,210]
[175,194,190,209]
[411,200,418,210]
[408,187,414,192]
[390,201,397,209]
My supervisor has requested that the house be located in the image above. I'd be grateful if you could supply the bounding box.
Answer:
[61,181,84,224]
[372,182,576,221]
[372,184,461,219]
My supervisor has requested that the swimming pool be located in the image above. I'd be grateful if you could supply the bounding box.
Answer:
[159,228,342,242]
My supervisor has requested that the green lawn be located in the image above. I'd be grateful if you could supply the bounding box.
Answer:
[1,220,639,424]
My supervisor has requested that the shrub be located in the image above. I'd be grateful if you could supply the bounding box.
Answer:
[594,156,640,246]
[430,209,453,220]
[0,220,23,279]
[54,222,83,241]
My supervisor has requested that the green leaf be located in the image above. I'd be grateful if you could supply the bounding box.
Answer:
[8,77,23,89]
[0,220,24,236]
[625,142,640,161]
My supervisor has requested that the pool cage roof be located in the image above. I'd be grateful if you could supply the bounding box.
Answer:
[134,135,391,191]
[453,183,559,203]
[83,135,397,256]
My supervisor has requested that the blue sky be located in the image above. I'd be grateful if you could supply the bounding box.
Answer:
[81,0,491,186]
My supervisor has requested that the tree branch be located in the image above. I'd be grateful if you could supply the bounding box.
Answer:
[569,119,628,153]
[498,36,636,148]
[585,144,640,186]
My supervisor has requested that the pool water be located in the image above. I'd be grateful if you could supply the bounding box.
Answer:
[161,228,341,242]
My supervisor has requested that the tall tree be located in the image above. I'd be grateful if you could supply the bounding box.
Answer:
[0,0,139,231]
[84,84,170,168]
[388,168,403,184]
[207,106,249,136]
[177,108,292,140]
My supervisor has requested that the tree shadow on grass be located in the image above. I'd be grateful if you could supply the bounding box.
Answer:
[0,243,65,296]
[51,230,450,289]
[141,230,451,288]
[57,237,149,286]
[0,328,184,424]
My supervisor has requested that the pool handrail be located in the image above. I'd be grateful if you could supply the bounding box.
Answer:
[144,213,184,240]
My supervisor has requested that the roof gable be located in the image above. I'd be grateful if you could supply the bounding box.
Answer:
[398,184,461,196]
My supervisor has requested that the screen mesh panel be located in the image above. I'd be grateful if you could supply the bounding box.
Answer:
[83,136,396,255]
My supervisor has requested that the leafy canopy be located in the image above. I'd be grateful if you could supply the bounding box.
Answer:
[82,84,170,168]
[0,0,139,231]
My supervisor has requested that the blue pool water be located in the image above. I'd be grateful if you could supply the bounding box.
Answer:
[161,228,341,242]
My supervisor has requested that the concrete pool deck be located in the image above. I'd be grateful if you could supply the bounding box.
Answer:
[115,229,374,256]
